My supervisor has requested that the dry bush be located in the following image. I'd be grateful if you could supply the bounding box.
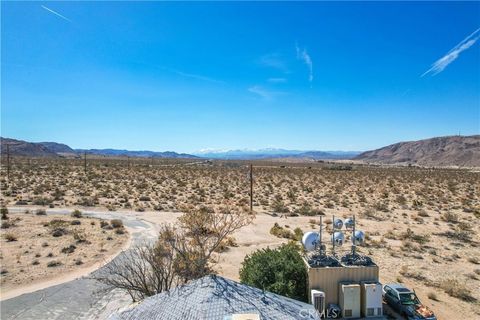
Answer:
[95,205,252,301]
[110,219,123,228]
[270,223,295,239]
[440,278,476,302]
[427,292,439,301]
[3,233,17,242]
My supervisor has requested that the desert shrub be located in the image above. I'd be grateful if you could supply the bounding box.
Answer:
[71,220,81,225]
[240,243,307,302]
[1,221,13,229]
[47,260,62,267]
[32,260,40,265]
[272,200,289,213]
[100,220,109,228]
[418,210,429,217]
[270,223,294,239]
[52,228,67,237]
[295,204,324,216]
[468,257,479,265]
[61,245,76,254]
[1,207,8,220]
[71,210,83,218]
[438,229,471,242]
[48,219,68,228]
[110,219,123,228]
[139,196,151,201]
[73,231,88,243]
[399,265,426,281]
[427,292,438,301]
[400,228,430,244]
[35,209,47,215]
[3,233,17,242]
[115,227,125,235]
[440,278,476,302]
[33,197,52,205]
[441,212,458,223]
[293,227,303,241]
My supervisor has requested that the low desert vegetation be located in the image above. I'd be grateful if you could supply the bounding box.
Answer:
[0,157,479,318]
[0,211,127,293]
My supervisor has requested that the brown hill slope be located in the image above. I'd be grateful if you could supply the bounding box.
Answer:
[0,137,59,157]
[355,135,480,167]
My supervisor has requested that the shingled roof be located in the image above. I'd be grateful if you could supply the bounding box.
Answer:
[109,275,320,320]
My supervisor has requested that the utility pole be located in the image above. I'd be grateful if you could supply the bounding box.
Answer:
[6,144,10,181]
[84,151,87,175]
[249,164,253,213]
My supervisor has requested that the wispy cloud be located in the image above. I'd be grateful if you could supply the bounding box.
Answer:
[421,27,480,77]
[41,5,72,22]
[295,42,313,85]
[248,85,284,100]
[168,68,224,84]
[267,77,287,83]
[258,53,289,73]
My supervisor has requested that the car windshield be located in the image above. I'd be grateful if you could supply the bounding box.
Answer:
[399,293,420,305]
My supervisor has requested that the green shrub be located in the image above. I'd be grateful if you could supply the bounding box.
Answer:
[270,223,294,239]
[71,210,83,218]
[239,243,307,302]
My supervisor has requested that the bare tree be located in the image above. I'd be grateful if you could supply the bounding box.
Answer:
[95,206,253,301]
[95,239,180,301]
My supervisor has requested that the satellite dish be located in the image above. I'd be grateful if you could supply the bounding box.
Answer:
[344,218,354,229]
[352,230,365,244]
[332,231,345,246]
[333,218,343,229]
[302,232,319,251]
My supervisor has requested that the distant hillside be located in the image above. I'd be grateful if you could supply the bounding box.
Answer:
[194,148,360,160]
[39,142,77,157]
[355,135,480,167]
[0,138,198,159]
[0,138,60,157]
[76,148,199,159]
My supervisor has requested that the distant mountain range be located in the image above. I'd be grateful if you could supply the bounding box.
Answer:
[354,135,480,167]
[0,138,198,159]
[194,148,360,160]
[75,148,199,159]
[2,135,479,167]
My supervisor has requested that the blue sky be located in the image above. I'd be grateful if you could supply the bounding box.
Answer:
[1,2,479,153]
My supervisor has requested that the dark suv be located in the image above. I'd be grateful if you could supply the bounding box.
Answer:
[382,284,437,320]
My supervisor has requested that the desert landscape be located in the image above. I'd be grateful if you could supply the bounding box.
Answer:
[0,207,128,299]
[1,155,479,318]
[2,2,479,319]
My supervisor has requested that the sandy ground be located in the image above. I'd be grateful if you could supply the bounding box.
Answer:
[0,210,129,300]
